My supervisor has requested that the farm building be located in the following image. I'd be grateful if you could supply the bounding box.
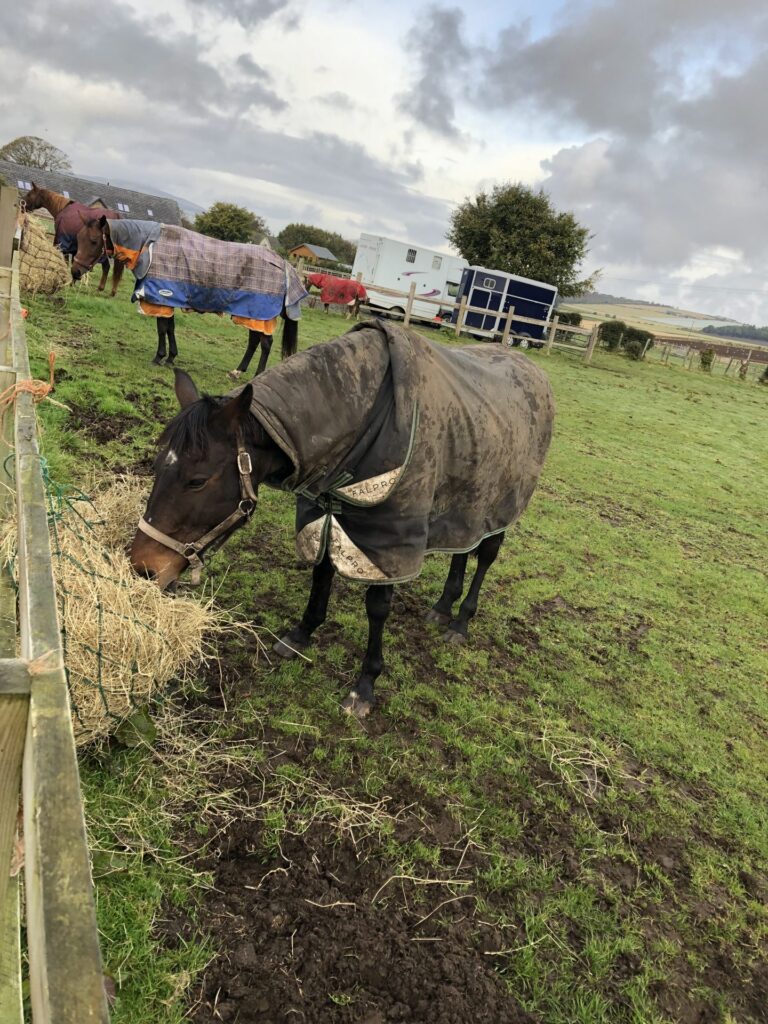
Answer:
[257,233,282,251]
[2,160,182,225]
[288,242,338,263]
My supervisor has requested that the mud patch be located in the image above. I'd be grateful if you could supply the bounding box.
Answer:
[67,401,139,446]
[176,819,534,1024]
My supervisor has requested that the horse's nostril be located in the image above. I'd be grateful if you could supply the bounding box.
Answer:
[138,565,156,580]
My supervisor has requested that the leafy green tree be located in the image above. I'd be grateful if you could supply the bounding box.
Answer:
[277,223,355,265]
[194,202,267,243]
[447,182,596,297]
[0,136,71,171]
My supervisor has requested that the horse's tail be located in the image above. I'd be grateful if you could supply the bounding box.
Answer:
[280,309,298,360]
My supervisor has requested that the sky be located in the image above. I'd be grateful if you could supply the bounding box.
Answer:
[2,0,768,322]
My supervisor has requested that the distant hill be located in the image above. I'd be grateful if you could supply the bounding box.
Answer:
[702,324,768,343]
[570,291,661,308]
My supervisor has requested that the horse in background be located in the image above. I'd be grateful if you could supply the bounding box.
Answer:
[72,216,307,370]
[22,184,124,296]
[306,272,367,318]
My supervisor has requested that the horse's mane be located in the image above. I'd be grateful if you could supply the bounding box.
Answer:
[159,395,259,455]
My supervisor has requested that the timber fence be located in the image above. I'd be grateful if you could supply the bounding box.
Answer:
[0,184,109,1023]
[294,259,600,363]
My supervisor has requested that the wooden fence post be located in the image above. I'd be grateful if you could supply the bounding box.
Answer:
[454,296,467,338]
[0,187,18,269]
[403,281,416,327]
[641,338,652,360]
[500,306,515,347]
[583,323,599,364]
[0,257,25,1024]
[545,315,559,355]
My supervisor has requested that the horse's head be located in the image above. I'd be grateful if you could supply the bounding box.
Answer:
[130,370,284,589]
[71,214,110,281]
[23,182,46,212]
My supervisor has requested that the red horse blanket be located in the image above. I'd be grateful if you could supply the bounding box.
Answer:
[307,273,367,306]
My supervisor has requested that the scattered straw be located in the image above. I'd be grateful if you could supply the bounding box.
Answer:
[2,474,253,745]
[18,214,70,296]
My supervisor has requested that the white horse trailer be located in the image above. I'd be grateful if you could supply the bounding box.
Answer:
[352,233,468,321]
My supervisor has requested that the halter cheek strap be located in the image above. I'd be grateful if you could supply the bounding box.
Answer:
[137,426,258,584]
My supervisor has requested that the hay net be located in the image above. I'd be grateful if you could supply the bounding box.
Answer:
[2,469,237,746]
[18,214,70,296]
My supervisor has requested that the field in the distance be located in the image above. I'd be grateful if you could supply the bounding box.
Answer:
[23,285,768,1024]
[559,299,757,345]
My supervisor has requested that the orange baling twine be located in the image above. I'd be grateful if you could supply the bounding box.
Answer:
[0,352,69,446]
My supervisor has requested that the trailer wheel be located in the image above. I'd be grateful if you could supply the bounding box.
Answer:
[517,333,532,349]
[390,306,405,320]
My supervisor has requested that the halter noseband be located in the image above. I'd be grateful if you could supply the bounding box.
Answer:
[137,425,258,584]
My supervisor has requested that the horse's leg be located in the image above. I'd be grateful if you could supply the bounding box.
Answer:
[165,316,178,365]
[228,330,259,380]
[273,553,336,659]
[152,319,167,365]
[443,532,505,645]
[425,553,468,626]
[109,257,125,297]
[97,257,109,292]
[341,583,394,718]
[254,332,272,375]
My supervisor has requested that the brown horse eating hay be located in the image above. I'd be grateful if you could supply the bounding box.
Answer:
[130,319,554,718]
[22,184,124,296]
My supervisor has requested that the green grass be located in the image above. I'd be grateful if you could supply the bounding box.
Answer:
[23,284,768,1023]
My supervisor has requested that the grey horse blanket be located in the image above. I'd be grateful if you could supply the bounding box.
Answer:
[108,219,308,321]
[242,320,554,583]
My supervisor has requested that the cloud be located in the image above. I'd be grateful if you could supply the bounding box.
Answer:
[460,0,768,318]
[236,54,272,80]
[397,6,472,139]
[315,91,357,112]
[185,0,290,29]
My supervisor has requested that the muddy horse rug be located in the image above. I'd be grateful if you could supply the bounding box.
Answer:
[240,318,554,583]
[106,219,308,325]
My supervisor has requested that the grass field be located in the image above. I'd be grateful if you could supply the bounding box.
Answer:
[558,301,754,346]
[22,284,768,1023]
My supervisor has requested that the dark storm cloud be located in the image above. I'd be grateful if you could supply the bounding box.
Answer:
[397,6,471,139]
[11,0,287,116]
[406,0,768,317]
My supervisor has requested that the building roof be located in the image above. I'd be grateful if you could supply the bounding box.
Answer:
[290,242,338,261]
[1,160,182,225]
[258,234,282,251]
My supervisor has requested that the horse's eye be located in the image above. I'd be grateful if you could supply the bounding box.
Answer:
[187,477,208,490]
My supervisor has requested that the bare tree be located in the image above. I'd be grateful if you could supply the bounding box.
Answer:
[0,136,72,171]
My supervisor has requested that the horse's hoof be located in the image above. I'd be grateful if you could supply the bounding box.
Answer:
[272,636,307,660]
[151,357,163,366]
[425,608,451,626]
[443,629,467,645]
[164,357,175,366]
[342,691,373,719]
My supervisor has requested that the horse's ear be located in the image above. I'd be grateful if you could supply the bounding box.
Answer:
[99,215,108,228]
[219,384,253,430]
[173,368,199,409]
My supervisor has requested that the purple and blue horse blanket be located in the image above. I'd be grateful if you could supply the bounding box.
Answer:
[55,202,120,262]
[108,219,308,323]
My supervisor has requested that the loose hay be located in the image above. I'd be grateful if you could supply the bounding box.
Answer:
[18,214,70,296]
[2,475,253,745]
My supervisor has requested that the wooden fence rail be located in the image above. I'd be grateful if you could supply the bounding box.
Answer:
[0,185,109,1023]
[294,259,595,360]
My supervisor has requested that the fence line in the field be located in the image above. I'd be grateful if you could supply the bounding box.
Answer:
[0,184,109,1024]
[294,259,599,362]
